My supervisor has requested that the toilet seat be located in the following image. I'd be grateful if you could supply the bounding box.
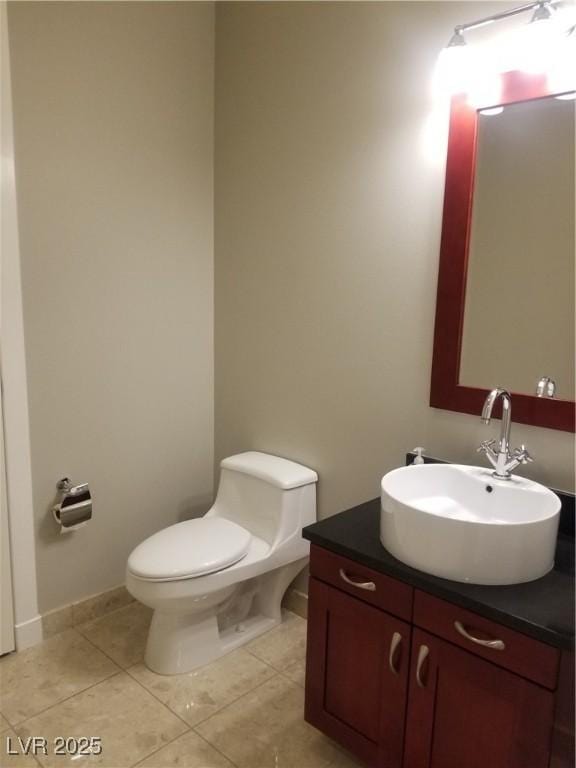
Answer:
[127,518,252,582]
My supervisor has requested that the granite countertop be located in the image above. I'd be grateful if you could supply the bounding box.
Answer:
[303,498,575,649]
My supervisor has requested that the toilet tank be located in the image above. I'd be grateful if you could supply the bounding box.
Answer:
[210,452,318,548]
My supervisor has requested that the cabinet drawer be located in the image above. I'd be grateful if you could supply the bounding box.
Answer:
[414,590,560,690]
[310,545,412,621]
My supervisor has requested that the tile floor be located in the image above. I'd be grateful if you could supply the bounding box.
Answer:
[0,606,360,768]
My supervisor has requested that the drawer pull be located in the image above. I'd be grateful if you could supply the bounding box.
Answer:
[416,644,429,688]
[388,631,402,675]
[339,568,376,591]
[454,620,506,651]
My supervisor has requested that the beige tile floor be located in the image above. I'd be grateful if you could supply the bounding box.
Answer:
[0,607,360,768]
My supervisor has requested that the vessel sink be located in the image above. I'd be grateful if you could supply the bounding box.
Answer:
[380,464,561,585]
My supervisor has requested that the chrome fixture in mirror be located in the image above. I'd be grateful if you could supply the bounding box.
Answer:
[536,376,557,398]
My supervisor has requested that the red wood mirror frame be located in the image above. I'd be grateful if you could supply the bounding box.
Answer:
[430,70,575,432]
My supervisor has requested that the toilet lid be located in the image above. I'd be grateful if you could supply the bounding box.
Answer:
[127,517,252,581]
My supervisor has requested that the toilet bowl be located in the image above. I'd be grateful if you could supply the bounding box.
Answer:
[126,452,317,675]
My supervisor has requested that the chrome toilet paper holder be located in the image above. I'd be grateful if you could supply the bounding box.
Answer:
[53,477,92,533]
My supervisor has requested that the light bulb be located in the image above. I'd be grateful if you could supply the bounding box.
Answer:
[504,12,561,73]
[466,55,502,110]
[433,30,478,99]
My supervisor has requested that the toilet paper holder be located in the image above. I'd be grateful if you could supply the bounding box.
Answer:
[53,477,92,533]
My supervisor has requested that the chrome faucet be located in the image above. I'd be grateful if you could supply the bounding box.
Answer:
[478,388,533,479]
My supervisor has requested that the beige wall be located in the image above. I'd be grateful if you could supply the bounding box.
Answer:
[461,98,575,397]
[214,0,575,553]
[8,1,575,616]
[8,1,215,614]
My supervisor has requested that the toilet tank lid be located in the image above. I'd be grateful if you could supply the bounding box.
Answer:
[221,452,318,489]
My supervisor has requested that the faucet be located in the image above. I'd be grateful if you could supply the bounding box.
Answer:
[478,388,533,479]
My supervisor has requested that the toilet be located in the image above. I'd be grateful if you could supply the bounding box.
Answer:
[126,452,317,675]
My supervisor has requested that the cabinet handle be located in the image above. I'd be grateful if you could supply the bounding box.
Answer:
[454,621,506,651]
[339,568,376,592]
[416,644,429,688]
[388,631,402,675]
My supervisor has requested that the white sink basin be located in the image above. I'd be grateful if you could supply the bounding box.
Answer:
[380,464,561,585]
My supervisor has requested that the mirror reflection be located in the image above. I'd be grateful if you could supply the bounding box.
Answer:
[459,96,575,399]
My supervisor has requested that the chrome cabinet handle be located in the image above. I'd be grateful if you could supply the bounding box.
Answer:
[339,568,376,592]
[388,632,402,675]
[416,644,429,688]
[454,620,505,651]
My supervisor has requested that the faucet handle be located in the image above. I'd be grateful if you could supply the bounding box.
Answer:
[478,439,498,469]
[477,439,496,455]
[513,445,533,465]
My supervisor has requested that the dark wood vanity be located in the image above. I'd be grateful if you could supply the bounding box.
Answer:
[303,498,574,768]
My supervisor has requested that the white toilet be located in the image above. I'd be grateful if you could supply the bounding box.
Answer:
[126,452,317,675]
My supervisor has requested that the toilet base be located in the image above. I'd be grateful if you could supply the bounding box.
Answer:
[145,609,221,674]
[145,608,281,675]
[144,559,306,675]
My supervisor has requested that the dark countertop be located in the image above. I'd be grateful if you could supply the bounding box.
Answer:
[303,498,575,650]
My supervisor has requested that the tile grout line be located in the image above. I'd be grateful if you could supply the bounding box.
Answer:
[123,665,195,732]
[128,726,193,768]
[76,612,285,733]
[8,651,189,768]
[125,654,280,734]
[129,726,241,768]
[123,654,292,768]
[194,728,242,768]
[242,629,307,683]
[123,654,288,767]
[73,600,140,637]
[190,669,288,735]
[75,623,143,677]
[189,672,355,768]
[277,669,305,688]
[9,669,124,735]
[75,630,195,737]
[2,636,301,735]
[16,665,192,768]
[1,627,123,730]
[189,671,307,765]
[5,613,305,765]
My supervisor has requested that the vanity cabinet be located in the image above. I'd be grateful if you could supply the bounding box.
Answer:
[306,577,410,768]
[403,627,554,768]
[305,544,572,768]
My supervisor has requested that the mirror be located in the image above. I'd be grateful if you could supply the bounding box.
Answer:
[430,71,575,432]
[459,97,575,398]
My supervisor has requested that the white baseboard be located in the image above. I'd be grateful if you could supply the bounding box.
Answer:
[14,614,43,650]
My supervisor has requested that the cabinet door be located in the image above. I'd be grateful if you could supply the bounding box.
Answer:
[305,577,410,768]
[404,628,555,768]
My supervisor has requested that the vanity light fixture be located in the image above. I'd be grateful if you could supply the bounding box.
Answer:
[530,0,555,22]
[438,0,574,97]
